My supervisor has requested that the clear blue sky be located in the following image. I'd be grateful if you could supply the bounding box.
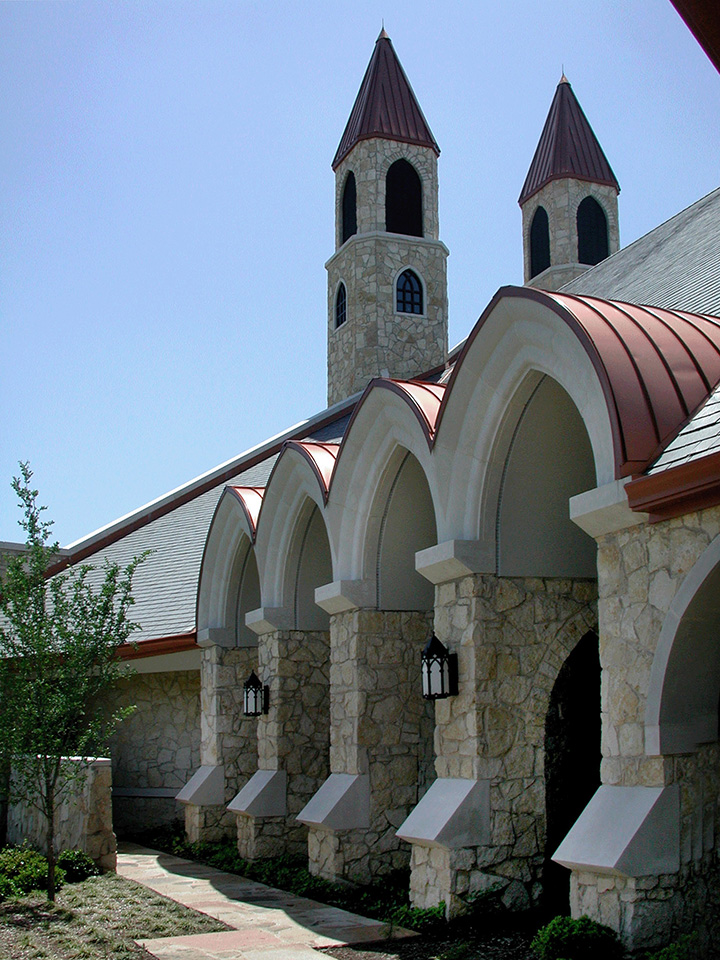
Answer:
[2,0,719,547]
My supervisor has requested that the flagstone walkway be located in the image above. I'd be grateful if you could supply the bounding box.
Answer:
[117,843,416,960]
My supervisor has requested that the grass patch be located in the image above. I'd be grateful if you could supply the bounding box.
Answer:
[0,871,228,960]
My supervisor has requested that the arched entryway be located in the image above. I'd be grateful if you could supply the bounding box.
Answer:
[544,629,601,913]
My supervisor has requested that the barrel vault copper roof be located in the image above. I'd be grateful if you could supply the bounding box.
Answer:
[442,286,720,479]
[226,486,265,540]
[332,30,439,170]
[518,77,620,204]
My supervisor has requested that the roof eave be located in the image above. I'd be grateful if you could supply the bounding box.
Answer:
[626,450,720,521]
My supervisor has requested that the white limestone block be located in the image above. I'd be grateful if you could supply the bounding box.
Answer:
[245,607,293,636]
[196,627,235,648]
[396,777,490,848]
[314,580,376,614]
[296,773,370,829]
[415,541,492,584]
[552,785,679,876]
[570,478,648,539]
[176,765,224,806]
[228,770,287,817]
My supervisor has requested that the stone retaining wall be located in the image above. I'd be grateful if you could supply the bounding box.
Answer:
[7,757,116,870]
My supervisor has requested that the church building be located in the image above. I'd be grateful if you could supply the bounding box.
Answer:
[41,21,720,954]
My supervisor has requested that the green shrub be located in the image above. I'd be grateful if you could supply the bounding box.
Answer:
[0,844,65,895]
[644,932,699,960]
[56,849,100,883]
[0,874,20,901]
[531,915,625,960]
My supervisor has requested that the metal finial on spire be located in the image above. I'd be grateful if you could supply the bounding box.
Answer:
[378,21,389,40]
[560,65,569,83]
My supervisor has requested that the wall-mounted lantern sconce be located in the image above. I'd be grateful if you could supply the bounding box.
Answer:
[421,634,458,700]
[243,670,269,716]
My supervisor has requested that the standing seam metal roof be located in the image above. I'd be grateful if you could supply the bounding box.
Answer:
[332,31,439,170]
[519,78,619,204]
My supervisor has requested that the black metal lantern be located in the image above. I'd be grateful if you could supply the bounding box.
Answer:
[243,670,269,716]
[421,634,458,700]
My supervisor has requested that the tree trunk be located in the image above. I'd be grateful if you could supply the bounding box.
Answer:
[45,773,56,902]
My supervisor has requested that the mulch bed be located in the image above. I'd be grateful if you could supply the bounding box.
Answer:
[322,913,538,960]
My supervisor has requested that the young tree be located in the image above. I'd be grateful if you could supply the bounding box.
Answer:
[0,463,145,900]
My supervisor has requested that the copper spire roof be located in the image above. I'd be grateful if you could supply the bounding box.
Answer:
[332,31,439,170]
[519,77,619,204]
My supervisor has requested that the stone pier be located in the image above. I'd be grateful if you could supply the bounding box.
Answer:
[303,609,434,884]
[231,629,330,860]
[400,569,597,916]
[180,641,257,842]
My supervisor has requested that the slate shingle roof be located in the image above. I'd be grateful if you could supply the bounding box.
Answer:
[649,386,720,475]
[56,404,358,646]
[561,187,720,315]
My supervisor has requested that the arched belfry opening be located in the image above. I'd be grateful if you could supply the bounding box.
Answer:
[386,159,423,237]
[235,546,260,645]
[497,376,596,578]
[342,172,357,244]
[530,206,551,278]
[544,630,601,913]
[293,504,332,631]
[377,451,436,610]
[577,196,609,266]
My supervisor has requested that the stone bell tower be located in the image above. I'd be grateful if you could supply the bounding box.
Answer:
[519,76,620,292]
[326,30,449,406]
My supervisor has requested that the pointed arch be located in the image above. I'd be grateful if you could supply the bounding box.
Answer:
[335,281,347,328]
[646,533,720,755]
[386,159,423,237]
[253,444,335,617]
[577,196,609,265]
[530,205,551,278]
[326,379,442,586]
[197,486,263,645]
[341,171,357,244]
[396,268,424,314]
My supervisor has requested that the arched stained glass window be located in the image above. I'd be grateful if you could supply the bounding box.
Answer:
[342,172,357,244]
[577,196,609,265]
[396,269,423,314]
[530,206,551,278]
[386,160,423,237]
[335,282,347,327]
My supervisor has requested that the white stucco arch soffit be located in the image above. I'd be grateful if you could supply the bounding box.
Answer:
[325,380,443,588]
[196,486,261,647]
[251,444,335,625]
[646,532,720,755]
[434,287,614,549]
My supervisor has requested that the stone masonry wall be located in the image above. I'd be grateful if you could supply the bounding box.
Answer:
[7,757,116,871]
[522,179,619,288]
[308,609,434,884]
[409,574,597,915]
[572,507,720,951]
[236,630,330,860]
[186,645,258,841]
[107,670,200,834]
